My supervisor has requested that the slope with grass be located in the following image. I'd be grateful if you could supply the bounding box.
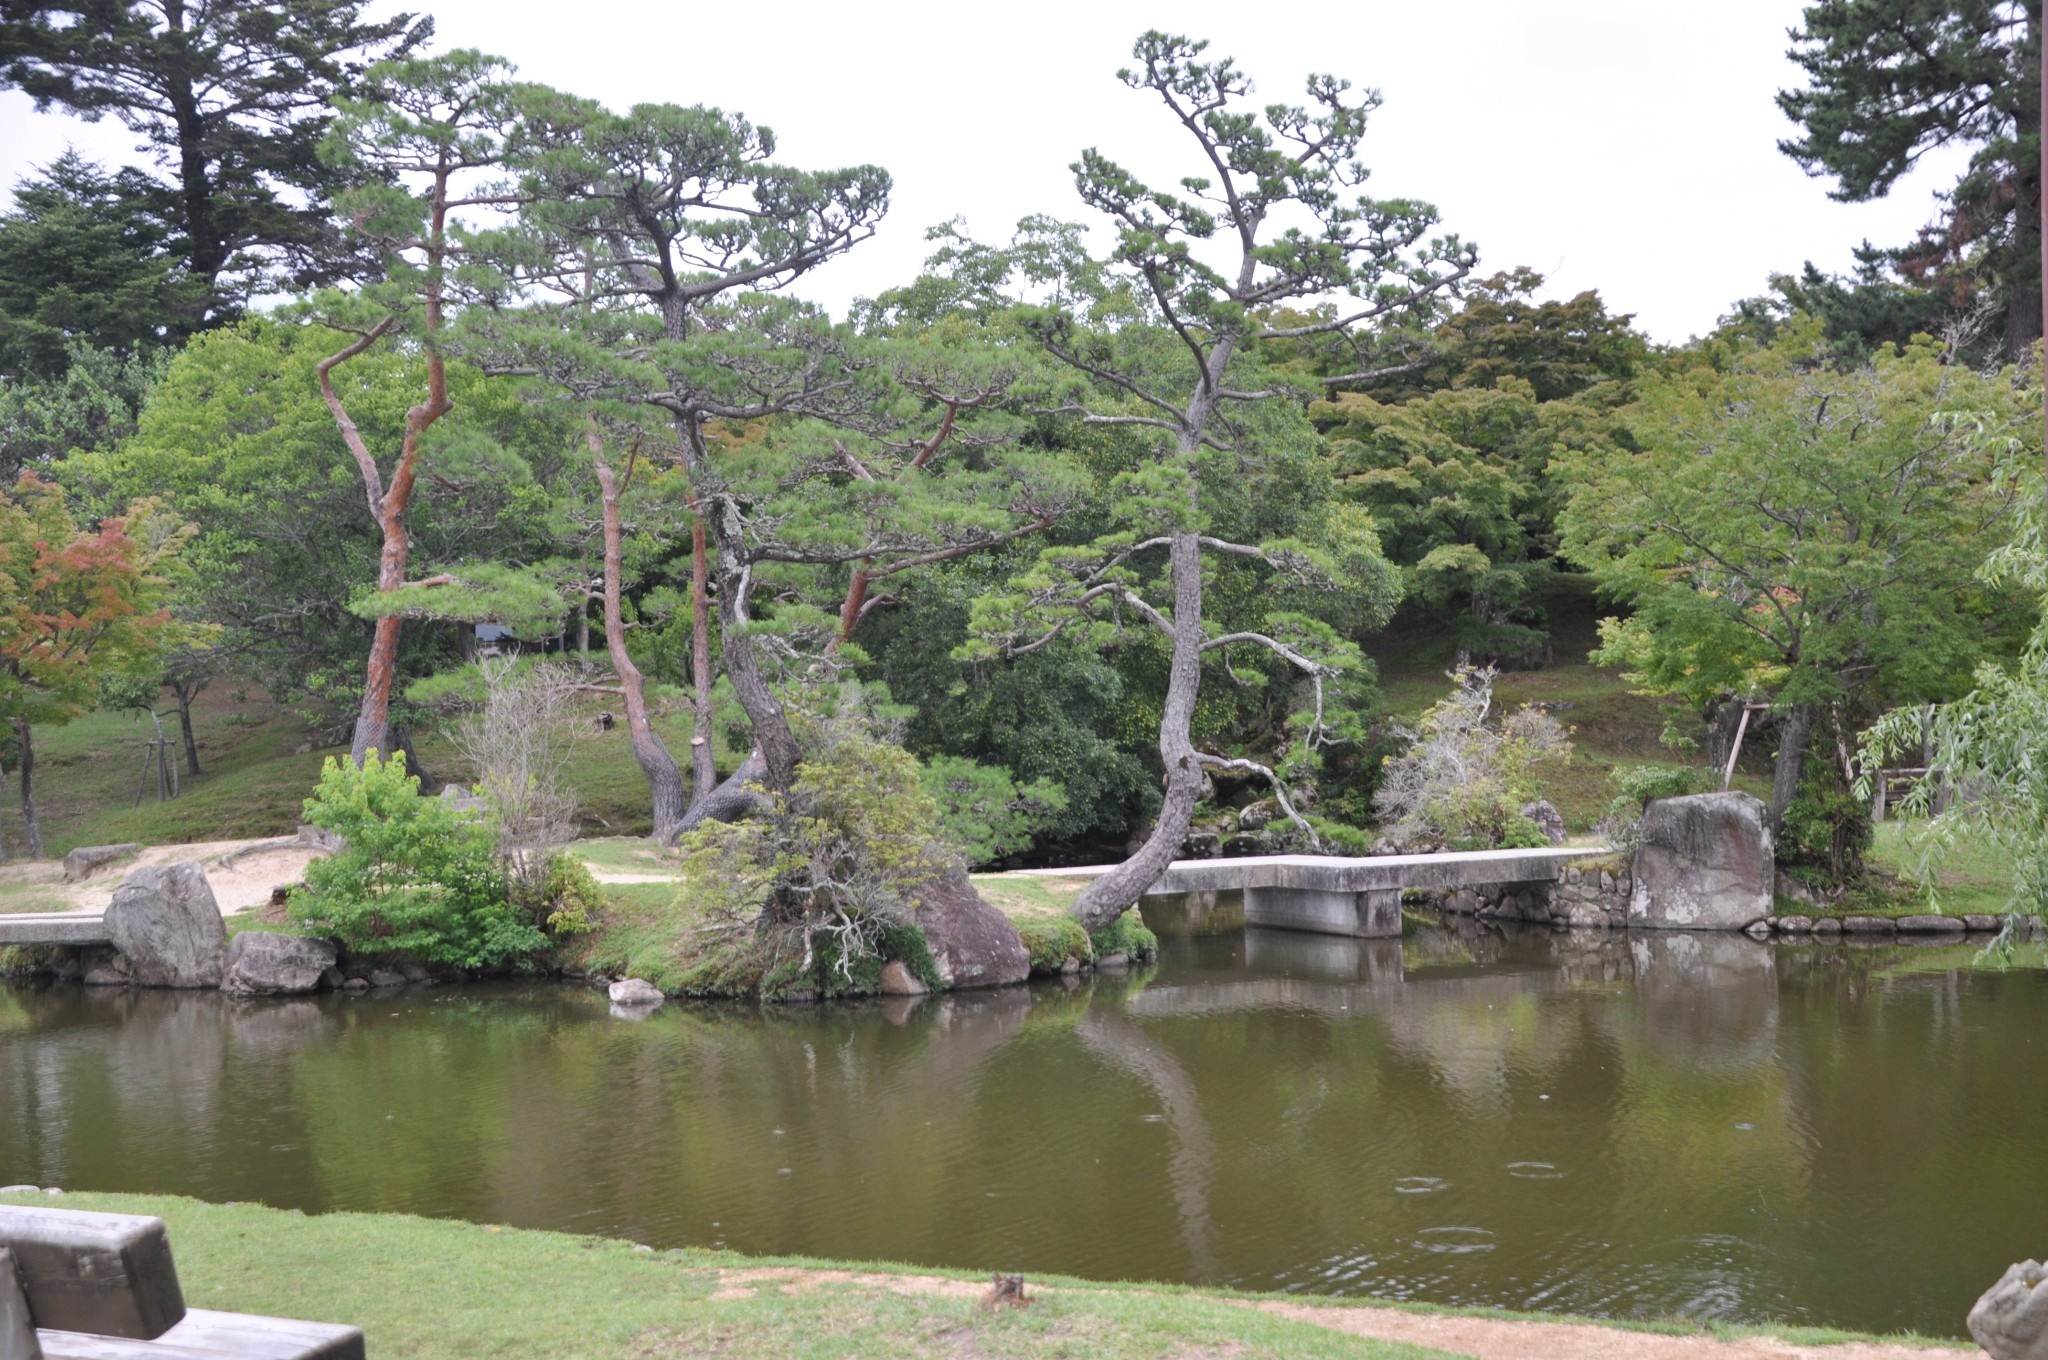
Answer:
[0,1191,1972,1360]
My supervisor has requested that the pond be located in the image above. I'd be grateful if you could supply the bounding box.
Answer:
[2,902,2043,1340]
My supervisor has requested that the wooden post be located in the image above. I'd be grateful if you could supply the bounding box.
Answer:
[1721,702,1759,790]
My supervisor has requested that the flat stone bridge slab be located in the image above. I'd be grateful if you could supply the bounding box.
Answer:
[1029,848,1606,938]
[0,912,111,947]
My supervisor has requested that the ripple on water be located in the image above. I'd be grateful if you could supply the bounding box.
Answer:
[1393,1176,1447,1194]
[1505,1161,1565,1180]
[1413,1226,1497,1255]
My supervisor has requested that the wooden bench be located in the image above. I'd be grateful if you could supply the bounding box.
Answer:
[0,1205,363,1360]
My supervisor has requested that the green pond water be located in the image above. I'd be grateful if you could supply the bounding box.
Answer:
[2,903,2043,1339]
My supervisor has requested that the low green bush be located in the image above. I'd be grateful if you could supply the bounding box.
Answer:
[1596,764,1713,847]
[1016,915,1091,973]
[290,752,548,970]
[1089,910,1158,960]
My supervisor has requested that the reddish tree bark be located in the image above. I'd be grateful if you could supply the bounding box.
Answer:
[593,441,688,839]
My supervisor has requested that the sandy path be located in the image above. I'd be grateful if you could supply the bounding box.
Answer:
[700,1266,1974,1359]
[4,840,324,916]
[1248,1299,1978,1360]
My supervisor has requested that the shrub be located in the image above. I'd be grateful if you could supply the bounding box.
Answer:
[918,755,1068,867]
[1778,760,1873,882]
[1089,909,1158,960]
[442,658,583,924]
[1017,916,1091,974]
[291,751,548,969]
[1373,665,1571,851]
[672,704,953,990]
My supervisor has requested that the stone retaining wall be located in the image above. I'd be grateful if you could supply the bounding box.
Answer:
[1441,859,1633,929]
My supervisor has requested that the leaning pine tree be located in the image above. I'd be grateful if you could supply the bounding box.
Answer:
[971,33,1473,931]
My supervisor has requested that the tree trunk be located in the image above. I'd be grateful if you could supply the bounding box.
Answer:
[2009,160,2043,363]
[576,598,590,657]
[1705,697,1746,772]
[1768,703,1817,833]
[674,749,769,837]
[595,452,688,841]
[174,681,203,776]
[687,511,718,805]
[16,719,41,860]
[1073,528,1207,933]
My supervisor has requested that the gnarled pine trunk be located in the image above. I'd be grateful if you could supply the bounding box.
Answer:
[594,452,688,841]
[15,719,41,860]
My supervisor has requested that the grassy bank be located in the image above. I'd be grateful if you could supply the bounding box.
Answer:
[0,1190,1969,1358]
[0,1190,1444,1360]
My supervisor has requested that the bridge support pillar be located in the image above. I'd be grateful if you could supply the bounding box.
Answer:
[1241,885,1400,938]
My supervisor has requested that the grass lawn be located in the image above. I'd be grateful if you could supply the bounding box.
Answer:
[1868,821,2017,916]
[0,1190,1447,1360]
[1362,576,1755,835]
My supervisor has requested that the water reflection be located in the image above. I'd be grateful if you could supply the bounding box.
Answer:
[1,922,2043,1340]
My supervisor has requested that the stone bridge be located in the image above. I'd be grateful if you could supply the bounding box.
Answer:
[1030,847,1607,938]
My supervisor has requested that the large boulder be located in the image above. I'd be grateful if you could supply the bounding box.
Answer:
[1970,1260,2048,1360]
[1629,792,1774,931]
[221,932,338,995]
[913,865,1029,990]
[1520,800,1568,846]
[103,862,226,987]
[61,842,139,883]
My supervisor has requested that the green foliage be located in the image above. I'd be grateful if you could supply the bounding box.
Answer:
[1778,760,1874,881]
[1861,389,2048,919]
[1088,909,1158,960]
[1777,0,2038,360]
[0,153,201,377]
[1016,915,1092,974]
[1563,321,2033,842]
[918,754,1068,867]
[0,0,430,318]
[539,853,604,937]
[672,711,954,988]
[291,751,547,969]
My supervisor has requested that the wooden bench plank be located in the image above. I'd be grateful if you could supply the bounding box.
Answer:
[0,1207,184,1340]
[154,1310,362,1360]
[38,1309,365,1360]
[3,1245,45,1360]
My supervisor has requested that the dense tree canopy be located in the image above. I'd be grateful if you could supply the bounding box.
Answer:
[1778,0,2042,360]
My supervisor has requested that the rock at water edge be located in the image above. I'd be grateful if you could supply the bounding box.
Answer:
[878,960,927,996]
[1629,792,1773,931]
[221,933,339,995]
[1969,1260,2048,1360]
[914,864,1030,990]
[609,977,664,1006]
[104,862,227,988]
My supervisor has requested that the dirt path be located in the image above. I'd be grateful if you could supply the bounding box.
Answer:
[1,840,324,916]
[1248,1298,1977,1360]
[702,1266,1974,1360]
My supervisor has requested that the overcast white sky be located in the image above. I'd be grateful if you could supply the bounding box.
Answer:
[0,0,1973,343]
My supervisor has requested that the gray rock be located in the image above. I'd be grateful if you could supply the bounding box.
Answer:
[1059,956,1081,976]
[1774,870,1821,910]
[366,969,407,988]
[1966,914,2004,932]
[1969,1259,2048,1360]
[1775,914,1814,933]
[1813,917,1843,935]
[104,862,226,988]
[60,842,139,883]
[1521,800,1568,846]
[878,960,927,996]
[1629,793,1774,931]
[1742,921,1772,940]
[1896,914,1965,934]
[221,933,339,995]
[296,824,346,854]
[1842,916,1896,935]
[397,962,432,984]
[82,960,130,987]
[319,966,345,989]
[1095,952,1130,970]
[340,976,369,991]
[0,1186,38,1195]
[913,863,1029,990]
[439,785,491,815]
[608,977,664,1006]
